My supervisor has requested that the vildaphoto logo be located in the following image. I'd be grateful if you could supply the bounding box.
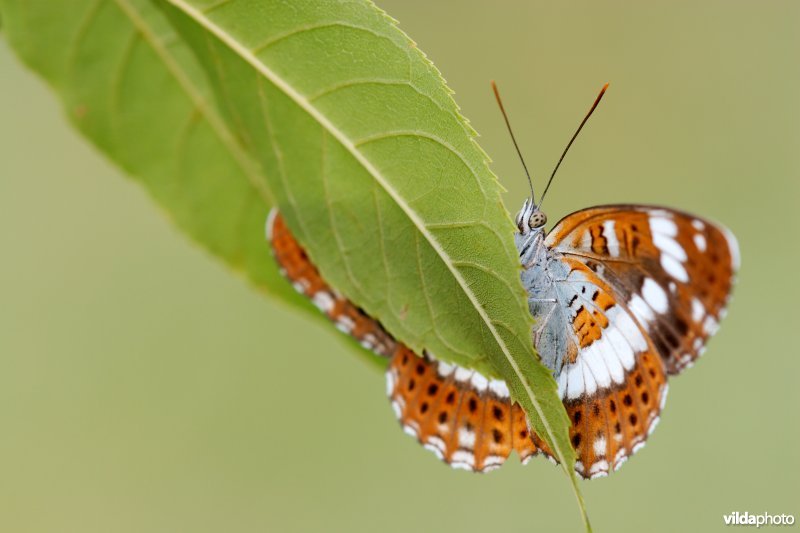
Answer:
[723,512,795,527]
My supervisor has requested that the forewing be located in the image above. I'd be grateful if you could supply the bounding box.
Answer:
[545,205,739,374]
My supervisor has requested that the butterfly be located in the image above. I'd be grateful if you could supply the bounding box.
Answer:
[265,84,739,479]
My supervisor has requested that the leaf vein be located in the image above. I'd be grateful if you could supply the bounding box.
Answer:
[66,0,105,79]
[321,129,366,295]
[109,29,141,116]
[113,0,272,205]
[255,75,313,239]
[251,21,399,56]
[450,260,519,295]
[353,130,486,196]
[201,0,234,14]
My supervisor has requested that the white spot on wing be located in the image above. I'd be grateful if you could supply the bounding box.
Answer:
[565,361,584,400]
[579,360,598,397]
[589,460,609,478]
[454,367,473,383]
[489,379,510,398]
[693,233,707,252]
[607,306,648,352]
[484,455,505,468]
[265,208,278,240]
[451,451,475,470]
[653,232,688,261]
[703,315,719,335]
[614,448,626,463]
[437,361,455,377]
[650,216,678,237]
[661,254,689,282]
[360,335,377,352]
[629,294,655,322]
[603,220,619,257]
[691,298,705,322]
[557,369,568,399]
[458,429,476,448]
[593,437,607,456]
[470,372,489,392]
[582,342,612,390]
[335,315,355,334]
[604,325,636,372]
[580,230,593,250]
[424,443,444,460]
[312,291,336,313]
[691,219,705,232]
[427,436,446,453]
[642,279,669,314]
[614,453,628,470]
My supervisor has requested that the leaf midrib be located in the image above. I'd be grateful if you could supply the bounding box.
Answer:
[164,0,572,477]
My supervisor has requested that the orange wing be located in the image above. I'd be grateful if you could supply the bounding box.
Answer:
[545,205,739,374]
[267,207,736,479]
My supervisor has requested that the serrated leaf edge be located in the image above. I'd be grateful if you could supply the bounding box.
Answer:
[164,1,590,529]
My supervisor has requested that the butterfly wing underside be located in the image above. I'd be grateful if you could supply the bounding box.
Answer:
[267,205,738,479]
[545,205,739,375]
[533,205,738,476]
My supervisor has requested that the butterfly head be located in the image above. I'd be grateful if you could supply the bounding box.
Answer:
[515,198,547,235]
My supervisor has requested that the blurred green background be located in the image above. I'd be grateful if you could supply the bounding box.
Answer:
[1,1,798,531]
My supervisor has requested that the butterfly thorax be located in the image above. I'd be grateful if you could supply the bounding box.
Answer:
[514,201,573,373]
[515,226,573,374]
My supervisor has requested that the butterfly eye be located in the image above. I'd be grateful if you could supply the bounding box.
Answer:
[529,211,547,229]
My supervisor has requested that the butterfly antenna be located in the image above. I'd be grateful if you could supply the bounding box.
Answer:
[492,81,536,202]
[538,82,609,209]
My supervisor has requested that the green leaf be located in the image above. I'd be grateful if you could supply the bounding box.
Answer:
[2,0,589,527]
[0,0,318,319]
[161,0,587,526]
